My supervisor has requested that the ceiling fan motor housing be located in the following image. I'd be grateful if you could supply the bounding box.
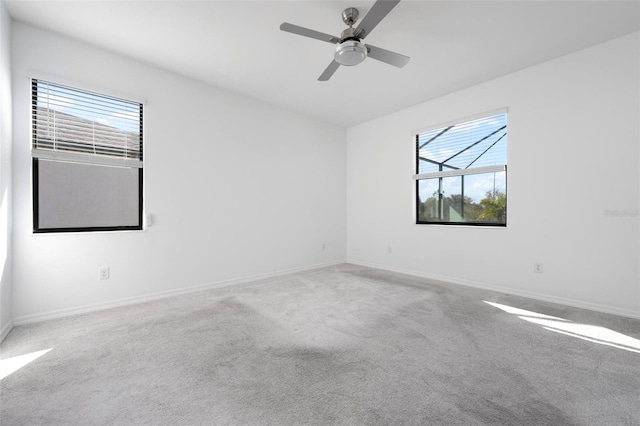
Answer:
[341,7,359,26]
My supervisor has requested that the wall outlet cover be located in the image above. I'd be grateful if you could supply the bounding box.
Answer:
[100,267,110,280]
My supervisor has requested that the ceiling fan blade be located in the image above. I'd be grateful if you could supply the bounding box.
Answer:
[354,0,401,39]
[280,23,340,44]
[367,44,410,68]
[318,60,341,81]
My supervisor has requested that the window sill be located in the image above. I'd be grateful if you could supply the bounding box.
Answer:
[413,223,507,229]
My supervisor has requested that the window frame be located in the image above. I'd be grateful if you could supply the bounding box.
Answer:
[30,78,145,234]
[413,110,508,227]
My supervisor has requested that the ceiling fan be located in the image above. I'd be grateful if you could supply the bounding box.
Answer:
[280,0,410,81]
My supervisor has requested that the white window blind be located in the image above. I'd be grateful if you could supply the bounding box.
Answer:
[31,79,143,168]
[415,112,507,176]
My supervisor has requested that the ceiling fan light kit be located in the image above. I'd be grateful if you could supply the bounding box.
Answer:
[335,40,367,66]
[280,0,410,81]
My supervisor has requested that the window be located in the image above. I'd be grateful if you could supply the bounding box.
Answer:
[414,112,507,226]
[32,79,143,233]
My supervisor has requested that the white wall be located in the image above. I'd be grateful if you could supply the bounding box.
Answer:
[11,23,346,323]
[0,0,13,339]
[347,32,640,318]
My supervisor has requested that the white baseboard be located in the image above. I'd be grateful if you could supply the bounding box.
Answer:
[0,320,13,343]
[12,261,344,326]
[347,259,640,320]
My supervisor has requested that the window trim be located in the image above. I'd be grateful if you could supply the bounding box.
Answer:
[31,78,145,234]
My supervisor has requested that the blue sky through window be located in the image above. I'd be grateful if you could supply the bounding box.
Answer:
[35,81,140,134]
[417,113,507,202]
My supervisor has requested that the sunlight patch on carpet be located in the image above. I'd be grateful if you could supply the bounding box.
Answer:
[0,348,52,380]
[485,301,640,354]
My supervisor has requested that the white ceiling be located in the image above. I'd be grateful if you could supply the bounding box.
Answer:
[5,0,640,128]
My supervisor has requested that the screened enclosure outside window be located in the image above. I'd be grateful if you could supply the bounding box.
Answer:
[31,79,143,233]
[414,112,507,226]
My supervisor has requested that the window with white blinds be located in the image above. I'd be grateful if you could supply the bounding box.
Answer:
[31,79,144,233]
[414,112,507,226]
[32,79,143,168]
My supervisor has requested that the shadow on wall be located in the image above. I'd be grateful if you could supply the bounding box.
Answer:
[0,186,9,329]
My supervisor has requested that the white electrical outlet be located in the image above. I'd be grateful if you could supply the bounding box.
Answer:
[322,243,326,251]
[99,267,110,280]
[534,262,543,273]
[388,246,393,254]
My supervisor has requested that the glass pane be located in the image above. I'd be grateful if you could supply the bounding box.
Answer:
[417,179,439,222]
[417,171,506,225]
[463,172,506,223]
[417,176,462,222]
[37,159,140,230]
